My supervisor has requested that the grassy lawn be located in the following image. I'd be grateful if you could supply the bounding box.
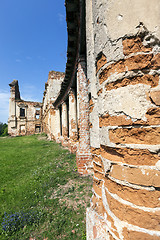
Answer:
[0,135,92,240]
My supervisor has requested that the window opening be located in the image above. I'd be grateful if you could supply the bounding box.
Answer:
[35,125,41,133]
[20,108,25,117]
[35,108,40,119]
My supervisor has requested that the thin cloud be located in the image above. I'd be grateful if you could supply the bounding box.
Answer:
[37,56,46,61]
[58,13,65,23]
[0,90,10,123]
[26,56,32,60]
[21,94,40,102]
[16,59,22,63]
[21,84,42,103]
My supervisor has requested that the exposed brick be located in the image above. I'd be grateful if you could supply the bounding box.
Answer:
[93,178,103,197]
[99,114,134,127]
[50,109,56,115]
[99,107,160,127]
[109,127,160,145]
[151,53,160,69]
[150,90,160,106]
[93,155,103,166]
[123,227,160,240]
[99,107,160,126]
[104,177,160,208]
[76,58,92,175]
[94,170,104,180]
[93,225,97,239]
[97,88,103,96]
[91,147,101,155]
[146,107,160,125]
[100,145,159,166]
[105,189,160,231]
[109,164,160,187]
[99,54,153,84]
[89,99,94,113]
[93,162,104,174]
[96,53,107,73]
[123,37,152,56]
[105,74,159,91]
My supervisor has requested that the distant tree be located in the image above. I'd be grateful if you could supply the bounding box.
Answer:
[0,122,4,135]
[0,122,8,136]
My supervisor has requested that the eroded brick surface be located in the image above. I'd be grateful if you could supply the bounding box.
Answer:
[122,37,152,56]
[109,127,160,145]
[88,28,160,239]
[100,145,159,166]
[99,54,153,84]
[105,74,159,91]
[96,53,107,73]
[123,228,160,240]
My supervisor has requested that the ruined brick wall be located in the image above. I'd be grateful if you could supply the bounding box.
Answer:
[42,71,64,141]
[8,80,42,136]
[42,71,79,152]
[69,89,78,153]
[86,0,160,239]
[76,58,92,175]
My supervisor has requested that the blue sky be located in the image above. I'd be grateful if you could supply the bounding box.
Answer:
[0,0,67,123]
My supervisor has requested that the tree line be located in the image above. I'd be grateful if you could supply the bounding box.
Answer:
[0,122,8,136]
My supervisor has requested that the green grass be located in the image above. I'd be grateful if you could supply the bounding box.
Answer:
[0,135,92,239]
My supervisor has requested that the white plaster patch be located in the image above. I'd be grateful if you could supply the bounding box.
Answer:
[101,157,112,174]
[156,160,160,170]
[102,84,153,121]
[117,14,123,21]
[86,208,110,240]
[90,101,100,148]
[105,0,160,40]
[100,127,115,147]
[141,169,146,175]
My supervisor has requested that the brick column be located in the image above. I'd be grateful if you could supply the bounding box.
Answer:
[51,108,61,143]
[88,34,160,239]
[76,56,92,175]
[69,89,78,153]
[62,101,68,144]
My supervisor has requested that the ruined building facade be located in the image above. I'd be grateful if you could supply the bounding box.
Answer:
[8,0,160,239]
[8,80,42,136]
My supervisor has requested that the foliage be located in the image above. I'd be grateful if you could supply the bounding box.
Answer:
[0,122,8,136]
[0,135,92,239]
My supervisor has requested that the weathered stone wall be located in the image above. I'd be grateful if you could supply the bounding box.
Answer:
[86,0,160,239]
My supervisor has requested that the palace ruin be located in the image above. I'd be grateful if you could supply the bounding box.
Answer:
[8,0,160,239]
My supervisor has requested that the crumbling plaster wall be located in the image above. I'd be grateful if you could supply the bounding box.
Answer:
[86,0,160,239]
[42,71,64,141]
[8,80,42,136]
[8,100,42,136]
[69,89,78,153]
